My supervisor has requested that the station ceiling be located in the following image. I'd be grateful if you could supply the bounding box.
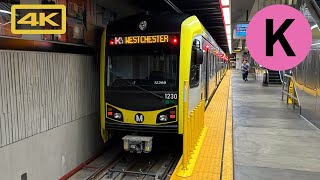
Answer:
[98,0,229,54]
[130,0,229,54]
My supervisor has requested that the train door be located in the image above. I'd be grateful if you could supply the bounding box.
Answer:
[205,50,209,102]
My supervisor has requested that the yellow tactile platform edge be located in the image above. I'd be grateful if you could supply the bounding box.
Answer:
[222,80,233,180]
[171,70,233,180]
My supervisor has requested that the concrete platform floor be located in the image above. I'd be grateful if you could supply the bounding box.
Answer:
[232,70,320,180]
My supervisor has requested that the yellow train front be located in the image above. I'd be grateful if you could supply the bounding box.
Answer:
[99,12,228,153]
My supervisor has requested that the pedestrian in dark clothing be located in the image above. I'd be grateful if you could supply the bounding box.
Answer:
[241,60,250,81]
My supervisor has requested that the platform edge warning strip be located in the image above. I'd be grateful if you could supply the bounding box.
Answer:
[170,70,233,180]
[221,79,233,180]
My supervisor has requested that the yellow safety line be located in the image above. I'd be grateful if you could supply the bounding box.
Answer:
[222,79,233,180]
[171,70,232,180]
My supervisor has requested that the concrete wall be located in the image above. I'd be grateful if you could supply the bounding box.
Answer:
[0,50,104,179]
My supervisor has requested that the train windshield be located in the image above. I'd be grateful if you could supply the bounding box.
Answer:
[106,44,179,91]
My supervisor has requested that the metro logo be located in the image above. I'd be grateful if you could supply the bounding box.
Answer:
[114,37,124,44]
[11,5,66,34]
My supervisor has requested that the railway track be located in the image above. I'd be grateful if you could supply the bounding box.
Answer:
[68,135,182,180]
[85,152,178,180]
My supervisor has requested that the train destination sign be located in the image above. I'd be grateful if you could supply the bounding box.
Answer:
[110,35,171,45]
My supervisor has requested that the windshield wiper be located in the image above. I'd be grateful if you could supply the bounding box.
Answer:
[109,71,164,99]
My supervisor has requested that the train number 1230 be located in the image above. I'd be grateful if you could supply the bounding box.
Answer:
[164,93,178,100]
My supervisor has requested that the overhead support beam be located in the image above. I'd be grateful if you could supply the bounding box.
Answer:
[173,2,219,7]
[183,7,220,11]
[189,11,221,15]
[163,0,182,13]
[198,15,223,19]
[199,21,221,28]
[206,26,226,29]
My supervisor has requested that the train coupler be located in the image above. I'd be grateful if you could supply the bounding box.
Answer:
[122,135,153,153]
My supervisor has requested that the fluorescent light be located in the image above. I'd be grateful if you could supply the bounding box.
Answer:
[221,0,230,6]
[227,34,231,40]
[222,7,230,25]
[226,24,231,34]
[0,9,11,14]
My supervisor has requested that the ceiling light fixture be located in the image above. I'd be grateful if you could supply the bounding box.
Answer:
[221,0,230,6]
[220,0,232,54]
[0,9,11,15]
[222,7,230,24]
[226,24,231,34]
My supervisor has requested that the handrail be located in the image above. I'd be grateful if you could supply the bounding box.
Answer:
[279,71,284,84]
[265,69,269,85]
[281,74,301,114]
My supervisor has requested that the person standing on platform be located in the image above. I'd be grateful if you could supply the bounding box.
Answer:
[241,60,250,81]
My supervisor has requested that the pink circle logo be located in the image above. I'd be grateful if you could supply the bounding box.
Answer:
[246,5,312,71]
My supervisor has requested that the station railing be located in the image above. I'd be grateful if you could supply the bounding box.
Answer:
[281,74,301,114]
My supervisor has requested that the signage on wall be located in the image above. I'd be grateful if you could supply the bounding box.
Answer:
[235,24,248,37]
[233,23,248,39]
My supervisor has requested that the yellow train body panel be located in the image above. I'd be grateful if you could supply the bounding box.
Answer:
[99,29,108,143]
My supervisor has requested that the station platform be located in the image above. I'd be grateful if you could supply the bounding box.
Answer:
[171,70,320,180]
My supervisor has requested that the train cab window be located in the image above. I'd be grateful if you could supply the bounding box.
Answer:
[106,44,179,91]
[190,39,201,88]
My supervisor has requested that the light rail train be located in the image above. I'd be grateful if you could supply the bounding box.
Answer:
[99,12,228,153]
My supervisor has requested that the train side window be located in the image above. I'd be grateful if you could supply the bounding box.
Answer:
[201,50,206,86]
[209,53,213,78]
[189,57,200,88]
[190,39,201,88]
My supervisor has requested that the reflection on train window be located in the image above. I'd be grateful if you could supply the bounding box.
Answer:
[106,46,178,91]
[190,39,201,88]
[201,50,206,86]
[189,57,200,88]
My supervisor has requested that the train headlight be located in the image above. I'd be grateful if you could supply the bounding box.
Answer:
[159,115,168,122]
[114,113,122,119]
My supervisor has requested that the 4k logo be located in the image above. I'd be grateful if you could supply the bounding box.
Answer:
[11,5,66,34]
